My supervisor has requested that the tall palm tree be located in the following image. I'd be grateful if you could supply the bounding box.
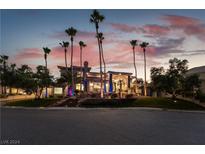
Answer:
[59,41,69,69]
[97,32,106,93]
[0,55,9,94]
[79,41,86,91]
[130,40,138,80]
[59,41,69,96]
[43,47,51,98]
[65,27,77,94]
[90,9,105,98]
[140,42,149,96]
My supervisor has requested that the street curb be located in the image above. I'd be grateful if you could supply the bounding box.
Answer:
[1,106,205,114]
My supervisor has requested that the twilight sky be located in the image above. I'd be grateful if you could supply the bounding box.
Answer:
[1,9,205,81]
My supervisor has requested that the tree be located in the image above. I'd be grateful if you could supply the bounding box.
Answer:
[56,71,72,86]
[42,47,51,98]
[0,55,9,94]
[7,63,17,94]
[16,65,36,94]
[150,67,167,96]
[34,65,53,98]
[130,40,138,80]
[65,27,77,95]
[166,58,188,98]
[79,41,86,91]
[90,9,105,98]
[59,41,69,69]
[183,74,201,98]
[140,42,149,96]
[59,41,70,96]
[97,32,107,93]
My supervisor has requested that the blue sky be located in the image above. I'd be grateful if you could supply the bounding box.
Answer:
[1,9,205,80]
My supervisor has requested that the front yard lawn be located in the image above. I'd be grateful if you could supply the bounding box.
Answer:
[135,97,204,110]
[3,97,205,111]
[79,97,205,110]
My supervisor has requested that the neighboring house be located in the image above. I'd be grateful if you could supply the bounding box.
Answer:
[58,61,143,95]
[186,66,205,94]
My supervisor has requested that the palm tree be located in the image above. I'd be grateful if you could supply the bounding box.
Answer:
[0,55,9,94]
[97,32,106,93]
[65,27,77,94]
[140,42,149,96]
[59,41,69,96]
[90,9,105,98]
[79,41,86,91]
[59,41,69,69]
[43,47,51,98]
[130,40,138,80]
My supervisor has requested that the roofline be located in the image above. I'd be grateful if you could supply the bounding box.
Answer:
[57,65,91,69]
[187,65,205,74]
[107,71,132,75]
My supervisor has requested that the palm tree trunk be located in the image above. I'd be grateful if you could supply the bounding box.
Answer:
[95,27,103,98]
[65,48,68,68]
[80,46,83,91]
[64,48,68,96]
[133,48,137,79]
[45,57,48,98]
[133,48,137,94]
[100,42,106,94]
[71,39,74,94]
[143,49,147,96]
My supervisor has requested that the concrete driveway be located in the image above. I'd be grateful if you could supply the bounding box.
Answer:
[1,107,205,145]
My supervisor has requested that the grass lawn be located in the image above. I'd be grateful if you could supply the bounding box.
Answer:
[3,97,205,111]
[4,98,60,107]
[134,97,205,110]
[79,97,205,110]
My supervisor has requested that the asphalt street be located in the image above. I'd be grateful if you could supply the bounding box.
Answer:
[1,107,205,144]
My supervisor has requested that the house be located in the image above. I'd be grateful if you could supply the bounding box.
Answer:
[57,61,143,96]
[186,65,205,94]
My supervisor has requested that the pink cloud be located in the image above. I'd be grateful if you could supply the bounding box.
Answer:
[142,24,170,36]
[15,48,42,59]
[162,15,201,27]
[110,23,137,33]
[110,22,170,37]
[162,15,205,41]
[50,43,99,67]
[109,15,205,42]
